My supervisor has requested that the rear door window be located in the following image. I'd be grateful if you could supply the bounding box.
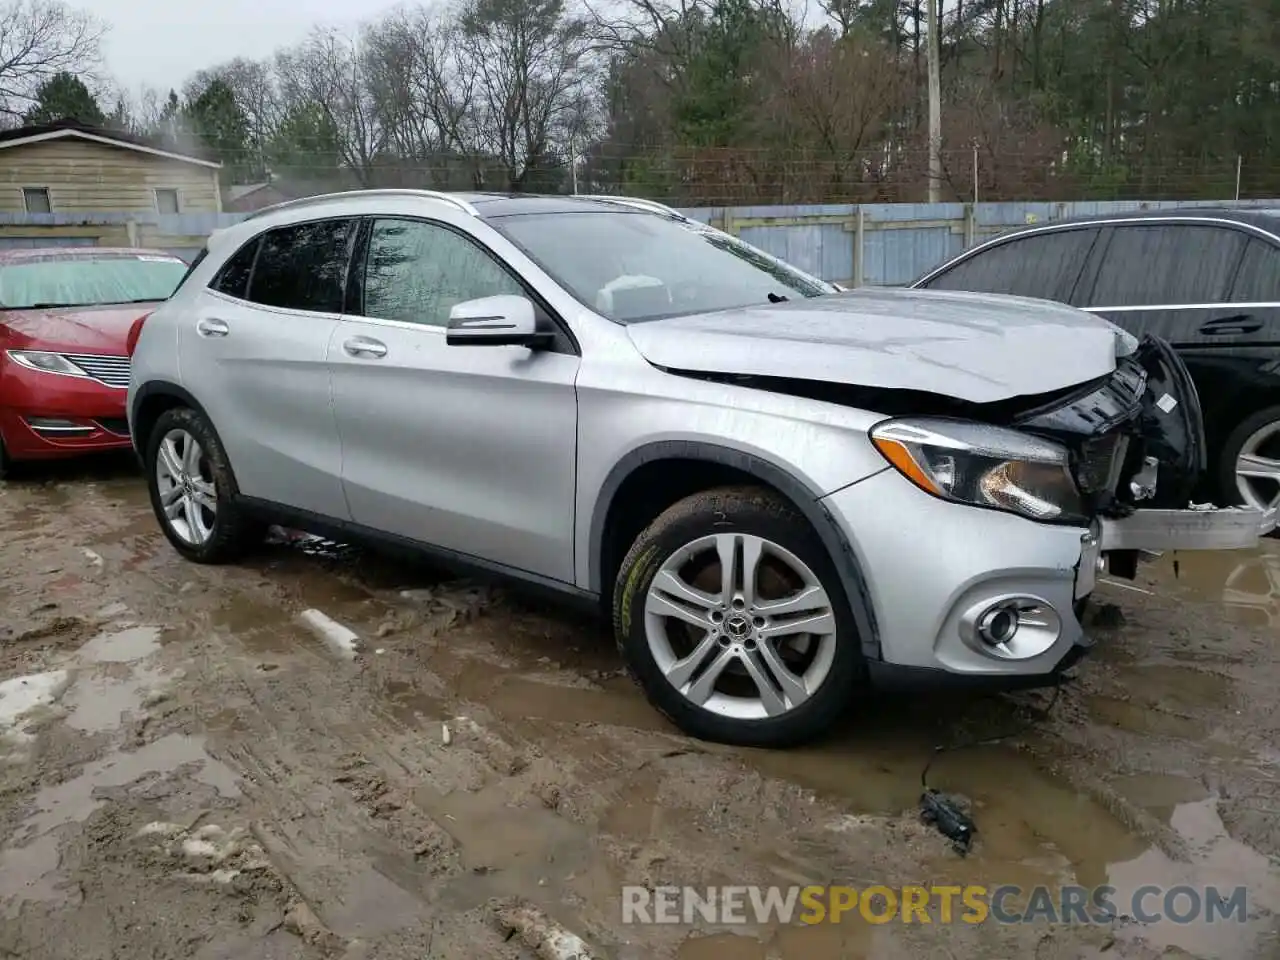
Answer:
[922,228,1098,302]
[1085,224,1246,307]
[1229,238,1280,302]
[246,218,358,313]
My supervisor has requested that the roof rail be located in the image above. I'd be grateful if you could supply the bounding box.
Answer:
[577,194,690,221]
[244,188,479,221]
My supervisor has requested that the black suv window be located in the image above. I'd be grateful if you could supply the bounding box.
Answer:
[1229,238,1280,302]
[210,240,257,299]
[922,228,1097,302]
[246,219,357,313]
[1086,224,1246,308]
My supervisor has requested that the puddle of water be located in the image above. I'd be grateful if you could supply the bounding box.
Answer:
[1086,694,1209,740]
[208,598,306,656]
[1153,544,1280,628]
[0,733,240,916]
[62,663,170,734]
[485,676,677,734]
[1114,663,1233,712]
[423,781,620,917]
[383,680,446,726]
[76,625,161,664]
[1107,797,1280,960]
[768,918,872,958]
[602,769,662,838]
[1111,773,1210,825]
[677,932,768,959]
[674,917,873,959]
[743,733,1149,893]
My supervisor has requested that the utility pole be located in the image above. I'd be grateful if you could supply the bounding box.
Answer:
[926,0,943,203]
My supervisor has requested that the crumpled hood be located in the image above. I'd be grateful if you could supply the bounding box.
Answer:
[625,287,1132,404]
[0,303,159,354]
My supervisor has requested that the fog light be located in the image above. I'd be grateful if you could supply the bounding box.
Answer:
[977,605,1019,645]
[25,417,94,435]
[959,594,1063,660]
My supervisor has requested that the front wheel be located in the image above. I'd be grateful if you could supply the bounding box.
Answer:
[612,486,864,748]
[145,406,261,563]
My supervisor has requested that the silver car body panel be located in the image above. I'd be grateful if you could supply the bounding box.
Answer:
[128,191,1269,687]
[175,291,348,518]
[625,288,1130,404]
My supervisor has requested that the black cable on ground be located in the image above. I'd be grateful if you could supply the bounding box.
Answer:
[917,678,1070,855]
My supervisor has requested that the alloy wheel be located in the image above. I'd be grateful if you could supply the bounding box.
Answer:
[155,427,218,545]
[643,532,838,721]
[1236,420,1280,513]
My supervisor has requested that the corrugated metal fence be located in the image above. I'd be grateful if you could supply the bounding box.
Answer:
[2,199,1278,283]
[679,198,1280,286]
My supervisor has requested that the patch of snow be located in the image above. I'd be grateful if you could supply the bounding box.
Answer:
[298,609,359,660]
[0,671,70,736]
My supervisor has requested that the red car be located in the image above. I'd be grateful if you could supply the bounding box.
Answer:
[0,247,190,477]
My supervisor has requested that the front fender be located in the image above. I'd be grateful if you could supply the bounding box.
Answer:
[583,438,885,661]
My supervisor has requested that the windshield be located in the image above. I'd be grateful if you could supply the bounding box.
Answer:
[0,254,189,309]
[493,211,834,323]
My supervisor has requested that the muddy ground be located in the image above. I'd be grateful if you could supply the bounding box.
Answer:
[0,456,1277,960]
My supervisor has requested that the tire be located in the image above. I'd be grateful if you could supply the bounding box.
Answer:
[612,485,865,748]
[144,406,262,563]
[1216,405,1280,530]
[0,434,8,481]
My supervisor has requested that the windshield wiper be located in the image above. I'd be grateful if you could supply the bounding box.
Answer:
[767,292,789,303]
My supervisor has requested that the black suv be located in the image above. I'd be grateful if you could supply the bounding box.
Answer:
[913,208,1280,516]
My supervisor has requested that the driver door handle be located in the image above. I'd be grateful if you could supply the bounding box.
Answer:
[343,336,387,358]
[196,318,229,338]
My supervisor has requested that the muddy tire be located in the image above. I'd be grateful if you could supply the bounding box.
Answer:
[145,406,261,564]
[1216,406,1280,533]
[612,485,864,748]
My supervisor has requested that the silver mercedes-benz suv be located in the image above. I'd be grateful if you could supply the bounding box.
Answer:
[126,190,1274,747]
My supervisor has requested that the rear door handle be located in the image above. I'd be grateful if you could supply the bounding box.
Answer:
[1199,314,1263,336]
[343,336,387,358]
[196,318,229,338]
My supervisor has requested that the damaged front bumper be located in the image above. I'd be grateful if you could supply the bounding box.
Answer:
[848,333,1270,693]
[1099,503,1278,552]
[1021,334,1273,561]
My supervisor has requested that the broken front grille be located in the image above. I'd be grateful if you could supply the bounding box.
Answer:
[1075,432,1130,497]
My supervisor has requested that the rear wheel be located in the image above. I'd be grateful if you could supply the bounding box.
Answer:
[612,485,863,747]
[1218,406,1280,526]
[145,407,261,563]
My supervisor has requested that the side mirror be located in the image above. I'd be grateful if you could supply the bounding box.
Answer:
[445,295,552,348]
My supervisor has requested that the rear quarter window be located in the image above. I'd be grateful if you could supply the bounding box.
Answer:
[209,240,259,299]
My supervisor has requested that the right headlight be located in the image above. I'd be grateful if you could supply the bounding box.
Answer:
[6,350,89,378]
[869,417,1087,524]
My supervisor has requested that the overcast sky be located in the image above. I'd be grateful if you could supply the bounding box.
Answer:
[82,0,394,95]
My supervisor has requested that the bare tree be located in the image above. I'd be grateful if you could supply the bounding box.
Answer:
[275,28,386,185]
[361,7,482,186]
[456,0,597,190]
[194,58,282,151]
[0,0,103,117]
